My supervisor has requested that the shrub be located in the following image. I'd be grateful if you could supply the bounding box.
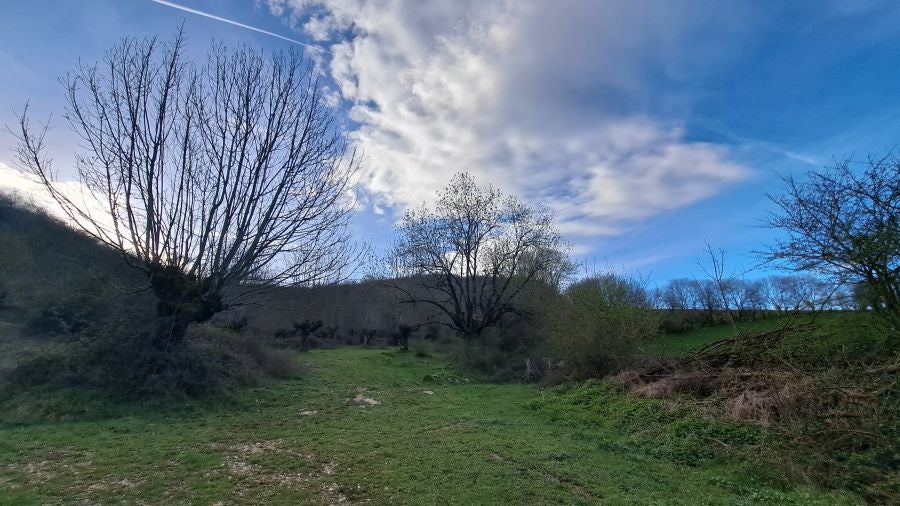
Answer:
[546,273,660,379]
[6,314,304,399]
[198,330,305,380]
[411,340,431,358]
[23,295,107,338]
[254,346,305,379]
[443,322,545,381]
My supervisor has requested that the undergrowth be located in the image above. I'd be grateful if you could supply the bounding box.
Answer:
[620,312,899,502]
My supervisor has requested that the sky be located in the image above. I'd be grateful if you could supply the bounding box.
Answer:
[2,0,900,284]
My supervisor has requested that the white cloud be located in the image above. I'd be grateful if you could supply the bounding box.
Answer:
[0,161,115,235]
[273,1,752,241]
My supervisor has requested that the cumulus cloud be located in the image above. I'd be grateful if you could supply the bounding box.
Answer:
[271,0,751,239]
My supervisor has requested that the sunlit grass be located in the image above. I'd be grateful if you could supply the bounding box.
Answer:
[0,347,859,504]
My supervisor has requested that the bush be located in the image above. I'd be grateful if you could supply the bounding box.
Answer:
[545,274,659,379]
[659,310,708,334]
[411,340,431,358]
[439,319,545,381]
[6,315,304,399]
[23,294,107,338]
[195,329,305,381]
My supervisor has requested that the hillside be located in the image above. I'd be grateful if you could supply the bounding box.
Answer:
[629,313,898,501]
[0,193,148,372]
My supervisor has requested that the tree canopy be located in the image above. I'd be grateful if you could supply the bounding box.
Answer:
[14,31,360,344]
[390,173,572,340]
[765,155,899,320]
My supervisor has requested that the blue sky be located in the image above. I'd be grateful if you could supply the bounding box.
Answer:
[2,0,900,284]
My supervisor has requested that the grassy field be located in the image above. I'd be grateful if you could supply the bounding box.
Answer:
[638,318,781,357]
[638,312,889,359]
[0,347,860,504]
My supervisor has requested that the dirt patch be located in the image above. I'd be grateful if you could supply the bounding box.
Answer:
[352,395,381,406]
[349,388,381,406]
[208,439,350,503]
[210,440,284,456]
[2,448,95,486]
[86,477,145,492]
[322,482,350,504]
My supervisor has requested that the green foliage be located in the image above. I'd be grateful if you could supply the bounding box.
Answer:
[438,321,545,381]
[22,294,107,338]
[147,263,224,323]
[546,275,660,379]
[6,315,304,399]
[633,311,898,501]
[531,379,764,466]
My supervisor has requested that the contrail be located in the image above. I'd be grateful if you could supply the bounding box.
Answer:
[148,0,328,52]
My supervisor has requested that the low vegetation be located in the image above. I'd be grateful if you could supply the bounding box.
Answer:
[0,348,862,504]
[629,313,899,502]
[0,194,305,398]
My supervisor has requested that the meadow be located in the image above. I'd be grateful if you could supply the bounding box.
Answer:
[0,346,861,505]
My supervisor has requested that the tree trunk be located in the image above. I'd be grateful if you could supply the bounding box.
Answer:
[147,264,224,349]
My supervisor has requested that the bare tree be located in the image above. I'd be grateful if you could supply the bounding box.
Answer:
[689,279,721,323]
[661,278,699,310]
[13,31,360,348]
[698,242,740,327]
[764,155,899,322]
[390,173,572,342]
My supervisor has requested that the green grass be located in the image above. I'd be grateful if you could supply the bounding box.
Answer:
[640,311,894,360]
[0,347,860,504]
[639,318,783,357]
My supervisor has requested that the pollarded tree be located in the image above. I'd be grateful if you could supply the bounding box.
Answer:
[764,155,900,322]
[390,173,572,342]
[13,30,360,348]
